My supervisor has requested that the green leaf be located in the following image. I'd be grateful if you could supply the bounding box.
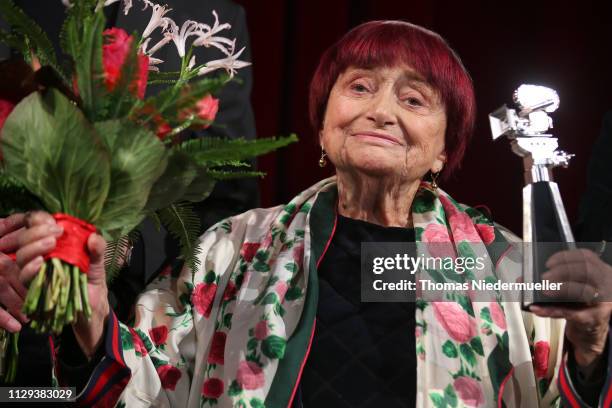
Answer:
[261,292,278,305]
[442,340,458,358]
[120,326,134,351]
[285,287,302,301]
[429,392,447,408]
[157,202,202,273]
[94,120,167,237]
[284,262,298,274]
[0,0,64,79]
[1,90,111,221]
[104,228,140,283]
[205,271,216,284]
[444,384,458,408]
[460,343,477,367]
[143,149,197,212]
[253,261,270,272]
[249,398,265,408]
[412,190,436,213]
[470,337,484,356]
[480,307,492,324]
[261,335,286,359]
[223,313,233,329]
[228,380,242,397]
[179,135,298,164]
[181,165,216,203]
[247,337,258,351]
[71,10,106,120]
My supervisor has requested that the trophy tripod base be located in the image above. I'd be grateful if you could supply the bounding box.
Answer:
[521,181,576,310]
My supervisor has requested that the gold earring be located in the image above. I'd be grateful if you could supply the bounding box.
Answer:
[319,149,328,167]
[431,171,440,190]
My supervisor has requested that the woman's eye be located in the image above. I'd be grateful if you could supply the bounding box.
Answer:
[350,83,369,93]
[404,96,424,107]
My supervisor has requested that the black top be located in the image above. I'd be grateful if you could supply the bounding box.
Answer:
[299,214,416,408]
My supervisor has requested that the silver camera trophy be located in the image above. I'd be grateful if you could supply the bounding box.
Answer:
[489,85,575,309]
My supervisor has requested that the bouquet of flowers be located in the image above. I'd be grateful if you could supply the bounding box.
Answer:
[0,0,296,382]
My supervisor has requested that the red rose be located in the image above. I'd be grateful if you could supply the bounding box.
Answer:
[223,281,237,301]
[236,360,265,390]
[202,378,224,399]
[432,302,476,343]
[275,281,288,301]
[0,99,15,133]
[241,242,261,263]
[102,28,132,92]
[208,331,226,365]
[254,321,268,340]
[149,325,169,346]
[475,223,496,245]
[102,28,149,99]
[195,94,219,127]
[534,340,550,378]
[156,364,181,391]
[449,212,481,242]
[292,244,304,263]
[128,327,148,356]
[423,223,455,258]
[453,376,484,407]
[192,282,217,318]
[132,53,149,99]
[489,302,507,330]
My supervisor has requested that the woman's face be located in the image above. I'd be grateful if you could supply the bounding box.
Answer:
[320,65,447,182]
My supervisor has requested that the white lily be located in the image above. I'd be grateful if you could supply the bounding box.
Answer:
[187,56,196,70]
[61,0,72,7]
[140,37,170,70]
[147,57,164,72]
[197,42,250,79]
[163,19,203,58]
[102,0,132,15]
[192,11,234,55]
[141,0,173,39]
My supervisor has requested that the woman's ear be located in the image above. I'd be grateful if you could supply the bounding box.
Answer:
[432,151,447,173]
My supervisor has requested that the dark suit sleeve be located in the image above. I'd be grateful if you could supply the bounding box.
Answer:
[576,111,612,247]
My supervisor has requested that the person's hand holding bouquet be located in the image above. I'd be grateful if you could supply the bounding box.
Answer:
[14,212,109,359]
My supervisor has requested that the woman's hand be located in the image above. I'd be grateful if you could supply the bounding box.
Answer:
[16,212,110,358]
[0,214,30,332]
[529,248,612,367]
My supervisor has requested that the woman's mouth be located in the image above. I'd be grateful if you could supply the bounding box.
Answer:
[351,131,403,145]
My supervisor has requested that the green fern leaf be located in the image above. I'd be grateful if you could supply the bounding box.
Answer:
[178,134,298,165]
[104,229,141,284]
[0,0,57,65]
[157,203,201,274]
[206,169,265,180]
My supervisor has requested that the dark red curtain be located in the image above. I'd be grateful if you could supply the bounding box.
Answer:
[236,0,612,234]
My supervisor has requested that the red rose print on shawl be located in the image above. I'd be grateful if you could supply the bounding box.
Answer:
[208,331,227,365]
[202,378,224,398]
[156,364,181,391]
[453,376,485,407]
[149,325,169,346]
[192,282,217,318]
[489,302,507,330]
[236,360,265,390]
[534,340,550,378]
[433,302,476,343]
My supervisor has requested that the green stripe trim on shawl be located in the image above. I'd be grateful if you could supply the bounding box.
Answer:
[265,188,337,407]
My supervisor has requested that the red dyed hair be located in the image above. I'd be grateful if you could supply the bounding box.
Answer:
[308,21,476,177]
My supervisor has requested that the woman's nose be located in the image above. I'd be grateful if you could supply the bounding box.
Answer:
[366,92,396,127]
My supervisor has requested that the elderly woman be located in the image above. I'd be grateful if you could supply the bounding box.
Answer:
[9,21,612,407]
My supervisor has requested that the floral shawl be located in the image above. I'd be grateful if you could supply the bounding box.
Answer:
[59,177,607,407]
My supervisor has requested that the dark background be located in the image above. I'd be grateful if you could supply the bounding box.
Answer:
[233,0,612,234]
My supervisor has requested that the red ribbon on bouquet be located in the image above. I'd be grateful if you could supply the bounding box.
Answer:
[47,214,96,273]
[3,214,96,273]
